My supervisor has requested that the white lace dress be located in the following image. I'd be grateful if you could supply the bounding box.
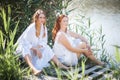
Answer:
[16,23,54,70]
[53,31,82,66]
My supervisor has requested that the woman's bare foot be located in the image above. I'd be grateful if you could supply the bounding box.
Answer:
[57,63,70,70]
[32,69,41,75]
[96,61,106,67]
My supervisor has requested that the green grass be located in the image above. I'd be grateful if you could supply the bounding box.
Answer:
[43,60,87,80]
[109,46,120,79]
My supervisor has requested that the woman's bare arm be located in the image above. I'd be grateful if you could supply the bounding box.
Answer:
[68,30,88,44]
[30,47,42,58]
[58,33,87,54]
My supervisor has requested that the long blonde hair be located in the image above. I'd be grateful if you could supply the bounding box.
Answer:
[32,9,46,37]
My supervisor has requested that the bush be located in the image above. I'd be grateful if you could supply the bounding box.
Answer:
[0,6,29,80]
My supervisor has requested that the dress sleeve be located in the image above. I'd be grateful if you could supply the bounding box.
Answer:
[17,24,34,57]
[21,28,34,57]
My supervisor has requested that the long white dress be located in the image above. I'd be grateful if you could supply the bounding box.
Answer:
[53,31,82,66]
[16,23,54,70]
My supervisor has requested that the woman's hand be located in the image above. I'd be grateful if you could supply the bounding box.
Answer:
[35,49,42,59]
[81,48,89,53]
[31,47,42,59]
[37,45,43,48]
[86,44,92,53]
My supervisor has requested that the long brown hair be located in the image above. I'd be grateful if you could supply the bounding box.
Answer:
[52,14,67,41]
[32,9,46,37]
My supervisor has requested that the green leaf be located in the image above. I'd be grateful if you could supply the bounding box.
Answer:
[8,5,11,16]
[81,61,85,77]
[66,7,76,15]
[0,30,3,47]
[115,47,120,62]
[9,21,19,47]
[88,18,91,28]
[2,8,8,33]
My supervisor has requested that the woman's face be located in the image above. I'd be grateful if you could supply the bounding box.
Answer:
[38,13,46,25]
[60,17,68,29]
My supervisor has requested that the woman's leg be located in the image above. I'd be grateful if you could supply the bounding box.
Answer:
[51,55,69,69]
[77,42,104,65]
[24,54,41,75]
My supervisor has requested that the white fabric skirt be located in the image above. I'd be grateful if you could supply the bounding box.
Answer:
[30,45,54,70]
[53,38,82,66]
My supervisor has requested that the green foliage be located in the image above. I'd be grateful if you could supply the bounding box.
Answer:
[43,62,64,80]
[114,45,120,62]
[81,61,85,79]
[0,53,29,80]
[63,66,79,80]
[0,6,30,80]
[0,5,17,54]
[109,46,120,79]
[52,62,62,80]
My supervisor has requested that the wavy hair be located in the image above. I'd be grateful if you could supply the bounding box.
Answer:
[52,14,67,41]
[32,9,46,37]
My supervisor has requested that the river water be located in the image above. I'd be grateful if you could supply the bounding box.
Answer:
[66,0,120,57]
